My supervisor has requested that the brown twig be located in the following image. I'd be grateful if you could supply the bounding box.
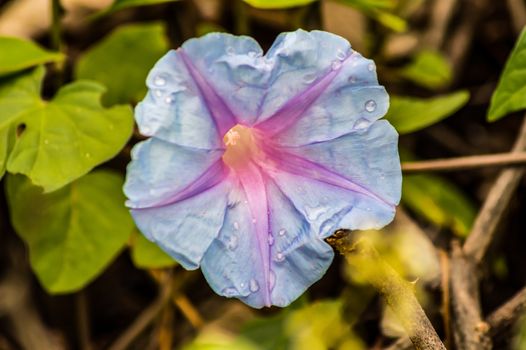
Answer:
[327,231,446,350]
[438,249,452,350]
[173,294,205,330]
[507,0,526,34]
[487,286,526,337]
[425,0,458,50]
[108,273,173,350]
[449,242,492,350]
[75,291,92,350]
[463,118,526,264]
[401,152,526,173]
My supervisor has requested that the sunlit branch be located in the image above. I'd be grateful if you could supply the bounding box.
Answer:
[401,152,526,173]
[326,231,446,350]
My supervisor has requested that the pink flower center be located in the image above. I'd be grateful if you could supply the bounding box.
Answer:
[222,124,262,169]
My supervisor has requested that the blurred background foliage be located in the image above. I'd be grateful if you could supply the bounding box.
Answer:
[0,0,525,349]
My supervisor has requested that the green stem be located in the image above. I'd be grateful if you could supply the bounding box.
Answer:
[50,0,63,52]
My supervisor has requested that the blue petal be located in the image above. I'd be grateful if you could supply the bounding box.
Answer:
[136,50,225,149]
[200,178,334,308]
[124,138,226,209]
[255,30,388,145]
[284,120,402,209]
[130,180,231,270]
[181,33,268,125]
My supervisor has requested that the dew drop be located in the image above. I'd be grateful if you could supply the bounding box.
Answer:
[276,252,285,262]
[368,63,376,72]
[268,234,274,246]
[233,221,239,230]
[142,125,151,135]
[249,279,260,292]
[164,95,173,104]
[348,76,357,84]
[154,75,166,86]
[331,60,342,70]
[227,235,238,250]
[336,49,346,61]
[154,89,163,97]
[354,118,371,130]
[303,73,317,84]
[365,100,377,112]
[223,287,237,297]
[226,46,235,55]
[269,270,276,290]
[278,228,286,236]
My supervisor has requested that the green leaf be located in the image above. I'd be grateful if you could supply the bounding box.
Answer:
[488,28,526,121]
[76,23,169,106]
[399,50,452,89]
[6,171,134,293]
[104,0,179,14]
[385,91,470,134]
[402,174,476,237]
[130,231,176,269]
[372,10,407,32]
[0,37,64,77]
[243,0,317,9]
[241,313,289,350]
[0,67,133,192]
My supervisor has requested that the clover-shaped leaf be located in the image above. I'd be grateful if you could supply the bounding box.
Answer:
[6,171,134,293]
[0,66,133,191]
[0,37,64,77]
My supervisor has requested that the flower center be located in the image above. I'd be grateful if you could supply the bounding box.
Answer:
[222,124,260,169]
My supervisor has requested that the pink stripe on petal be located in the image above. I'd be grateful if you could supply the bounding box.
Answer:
[179,49,237,136]
[256,54,352,135]
[235,163,272,306]
[259,144,394,209]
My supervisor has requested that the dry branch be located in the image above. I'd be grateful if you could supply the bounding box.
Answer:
[327,231,446,350]
[487,286,526,337]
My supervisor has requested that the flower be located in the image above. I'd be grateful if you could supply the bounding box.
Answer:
[124,29,401,308]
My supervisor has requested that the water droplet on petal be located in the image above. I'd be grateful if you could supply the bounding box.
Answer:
[154,89,163,97]
[303,73,317,84]
[269,270,276,290]
[368,63,376,72]
[348,76,357,84]
[154,75,166,86]
[142,125,151,135]
[233,221,239,230]
[223,287,237,297]
[227,235,238,250]
[226,46,235,55]
[276,252,285,262]
[354,118,371,130]
[278,228,286,236]
[365,100,377,112]
[268,235,274,246]
[164,95,173,104]
[336,49,346,61]
[249,279,260,292]
[331,60,342,70]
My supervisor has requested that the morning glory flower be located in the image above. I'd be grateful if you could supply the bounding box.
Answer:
[124,29,401,308]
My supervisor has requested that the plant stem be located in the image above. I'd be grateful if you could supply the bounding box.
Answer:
[50,0,62,52]
[401,152,526,173]
[326,231,446,350]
